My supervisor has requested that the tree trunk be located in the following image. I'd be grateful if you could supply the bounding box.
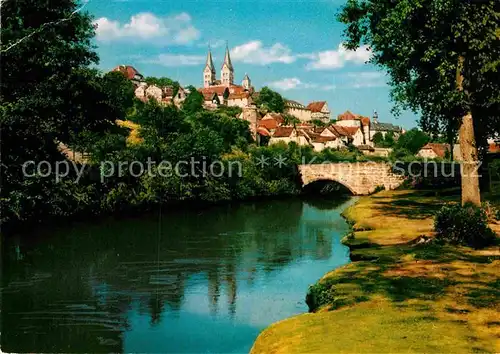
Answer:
[456,56,481,206]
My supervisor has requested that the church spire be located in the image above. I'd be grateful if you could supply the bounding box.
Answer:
[222,42,233,70]
[203,46,216,88]
[206,46,215,71]
[221,42,234,86]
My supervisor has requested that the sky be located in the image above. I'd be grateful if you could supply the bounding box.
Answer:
[86,0,419,129]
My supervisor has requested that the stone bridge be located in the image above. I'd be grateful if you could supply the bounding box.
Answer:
[298,162,406,195]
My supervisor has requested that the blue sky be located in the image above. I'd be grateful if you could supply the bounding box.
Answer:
[87,0,418,129]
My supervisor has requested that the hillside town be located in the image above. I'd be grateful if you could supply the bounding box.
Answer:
[112,45,409,155]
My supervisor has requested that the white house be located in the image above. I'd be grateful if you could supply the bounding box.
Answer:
[145,85,163,102]
[307,101,331,123]
[269,127,310,146]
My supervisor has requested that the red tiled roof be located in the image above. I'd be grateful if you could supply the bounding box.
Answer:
[343,126,361,136]
[228,92,250,99]
[228,85,247,94]
[420,143,450,158]
[201,92,218,101]
[273,127,295,138]
[257,127,271,137]
[199,84,247,97]
[488,143,500,154]
[337,110,358,121]
[112,65,142,80]
[259,118,279,130]
[360,116,371,126]
[328,125,360,138]
[199,86,229,96]
[337,111,370,126]
[263,113,285,124]
[307,101,327,113]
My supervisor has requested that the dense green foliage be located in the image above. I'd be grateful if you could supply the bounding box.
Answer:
[338,0,500,151]
[372,131,396,148]
[394,128,430,155]
[254,87,285,113]
[182,85,204,114]
[372,132,384,147]
[1,0,109,226]
[434,203,496,248]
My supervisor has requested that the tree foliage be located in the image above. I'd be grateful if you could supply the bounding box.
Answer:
[338,0,500,149]
[0,0,104,224]
[182,86,204,114]
[255,87,285,113]
[372,132,384,147]
[395,128,430,155]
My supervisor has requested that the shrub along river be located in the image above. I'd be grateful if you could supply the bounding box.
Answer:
[1,196,356,353]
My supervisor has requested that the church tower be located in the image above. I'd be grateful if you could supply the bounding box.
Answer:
[242,73,251,90]
[203,47,216,88]
[221,44,234,86]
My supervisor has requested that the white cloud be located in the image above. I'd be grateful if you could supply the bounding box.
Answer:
[268,78,302,90]
[344,71,386,88]
[268,77,336,91]
[94,12,200,45]
[230,41,295,65]
[226,41,371,68]
[305,44,372,70]
[141,54,206,67]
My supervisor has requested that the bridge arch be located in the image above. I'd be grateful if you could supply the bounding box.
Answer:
[302,178,357,195]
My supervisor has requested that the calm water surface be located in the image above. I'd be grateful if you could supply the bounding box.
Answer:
[2,197,355,353]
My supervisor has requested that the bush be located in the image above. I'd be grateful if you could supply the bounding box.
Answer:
[434,203,497,248]
[306,281,335,312]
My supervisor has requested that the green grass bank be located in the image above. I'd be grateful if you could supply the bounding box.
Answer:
[250,189,500,353]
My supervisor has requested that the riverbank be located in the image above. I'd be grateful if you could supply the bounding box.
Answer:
[250,189,500,353]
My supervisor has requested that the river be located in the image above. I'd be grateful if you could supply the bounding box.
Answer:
[1,197,355,353]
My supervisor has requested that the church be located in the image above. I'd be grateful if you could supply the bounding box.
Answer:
[198,45,255,108]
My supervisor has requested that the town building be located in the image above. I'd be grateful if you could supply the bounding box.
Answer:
[284,100,312,122]
[417,143,462,160]
[200,45,254,108]
[369,110,404,139]
[268,127,310,146]
[336,110,371,145]
[112,65,144,86]
[306,101,331,123]
[134,83,188,108]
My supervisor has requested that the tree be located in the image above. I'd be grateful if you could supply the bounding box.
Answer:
[182,86,204,114]
[339,0,500,206]
[255,87,285,113]
[383,131,395,148]
[102,71,136,120]
[0,0,116,224]
[311,119,328,128]
[395,128,430,155]
[282,114,301,127]
[372,132,384,147]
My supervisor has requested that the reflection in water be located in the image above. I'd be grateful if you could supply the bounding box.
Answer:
[1,197,355,353]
